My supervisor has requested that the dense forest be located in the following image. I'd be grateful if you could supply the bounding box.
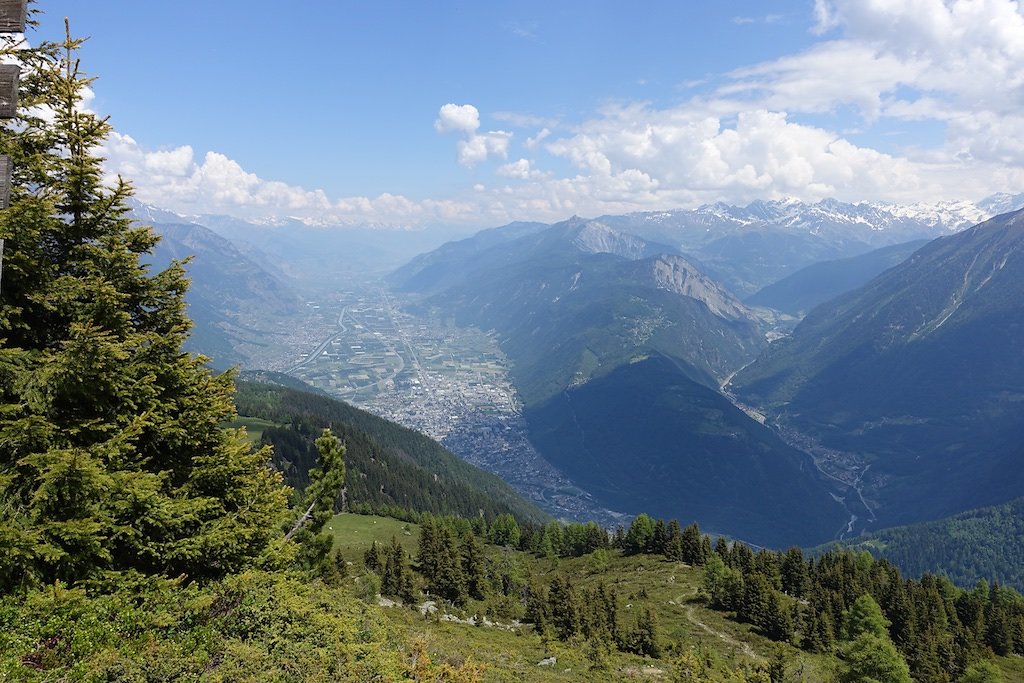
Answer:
[829,497,1024,592]
[233,379,547,525]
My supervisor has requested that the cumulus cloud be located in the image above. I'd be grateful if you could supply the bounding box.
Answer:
[497,158,547,180]
[495,0,1024,214]
[542,105,923,205]
[434,103,480,135]
[100,132,477,227]
[732,0,1024,162]
[95,2,1024,229]
[434,102,512,168]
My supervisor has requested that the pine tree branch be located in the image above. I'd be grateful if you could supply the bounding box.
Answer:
[284,499,318,541]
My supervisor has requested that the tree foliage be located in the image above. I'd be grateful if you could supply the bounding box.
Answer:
[0,23,288,592]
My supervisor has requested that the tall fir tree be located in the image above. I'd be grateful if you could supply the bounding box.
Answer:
[0,23,289,591]
[285,429,346,571]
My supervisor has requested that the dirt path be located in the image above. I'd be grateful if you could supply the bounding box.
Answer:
[683,606,762,661]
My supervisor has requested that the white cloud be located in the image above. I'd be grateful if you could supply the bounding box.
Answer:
[812,0,841,34]
[434,103,480,135]
[497,158,547,180]
[101,132,477,227]
[97,2,1024,229]
[456,130,512,168]
[435,102,512,168]
[525,127,552,150]
[543,105,922,205]
[735,1,1024,142]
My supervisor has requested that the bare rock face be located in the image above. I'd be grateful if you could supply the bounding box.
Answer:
[645,255,752,322]
[570,221,654,260]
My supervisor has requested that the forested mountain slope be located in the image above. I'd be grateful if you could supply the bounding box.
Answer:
[828,497,1024,592]
[234,380,548,525]
[526,354,847,547]
[733,209,1024,530]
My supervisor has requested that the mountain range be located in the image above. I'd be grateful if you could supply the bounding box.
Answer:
[392,216,851,545]
[732,208,1024,531]
[133,193,1024,551]
[393,217,767,406]
[593,195,1020,295]
[745,239,930,316]
[145,221,302,368]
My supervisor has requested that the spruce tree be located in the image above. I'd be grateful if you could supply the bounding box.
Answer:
[286,429,346,572]
[460,530,486,601]
[680,522,705,565]
[0,22,288,591]
[364,540,384,574]
[664,519,684,561]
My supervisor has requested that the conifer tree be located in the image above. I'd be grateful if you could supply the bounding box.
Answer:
[681,522,706,565]
[664,519,684,561]
[432,525,467,605]
[843,594,890,641]
[549,575,583,640]
[417,515,439,580]
[651,518,667,555]
[781,547,809,597]
[839,595,911,683]
[487,513,520,548]
[364,540,384,574]
[382,536,415,603]
[0,22,288,591]
[627,607,662,658]
[460,530,487,601]
[286,429,346,571]
[625,513,655,554]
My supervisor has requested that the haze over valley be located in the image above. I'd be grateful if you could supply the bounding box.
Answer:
[132,192,1024,550]
[11,3,1024,680]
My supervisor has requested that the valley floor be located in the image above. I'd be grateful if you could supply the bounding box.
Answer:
[254,285,624,525]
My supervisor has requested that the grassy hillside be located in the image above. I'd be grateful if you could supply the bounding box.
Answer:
[6,508,1023,682]
[318,513,1024,683]
[233,380,548,525]
[329,514,833,682]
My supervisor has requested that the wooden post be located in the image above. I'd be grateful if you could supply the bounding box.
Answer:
[0,156,7,286]
[0,0,26,33]
[0,64,17,118]
[0,1,23,294]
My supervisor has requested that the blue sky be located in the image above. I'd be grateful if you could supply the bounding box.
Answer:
[27,1,1024,228]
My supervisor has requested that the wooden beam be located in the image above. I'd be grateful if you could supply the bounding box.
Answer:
[0,0,26,33]
[0,64,17,118]
[0,155,7,292]
[0,155,9,209]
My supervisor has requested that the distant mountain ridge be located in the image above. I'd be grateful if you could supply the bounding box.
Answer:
[394,217,854,546]
[733,208,1024,532]
[128,198,476,281]
[397,216,766,406]
[745,239,930,316]
[594,196,1019,295]
[145,220,302,368]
